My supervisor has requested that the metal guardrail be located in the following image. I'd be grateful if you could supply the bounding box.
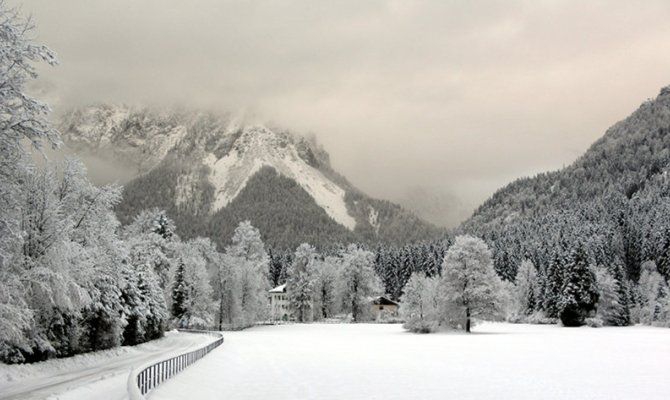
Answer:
[127,329,224,400]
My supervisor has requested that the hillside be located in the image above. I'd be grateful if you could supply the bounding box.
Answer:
[461,86,670,281]
[60,105,444,250]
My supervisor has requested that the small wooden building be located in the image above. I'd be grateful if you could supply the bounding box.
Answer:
[370,296,400,319]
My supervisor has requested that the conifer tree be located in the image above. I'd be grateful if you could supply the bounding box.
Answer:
[513,259,540,317]
[558,245,599,326]
[637,261,669,325]
[543,252,564,318]
[171,262,188,324]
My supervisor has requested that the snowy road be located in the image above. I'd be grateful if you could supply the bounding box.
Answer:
[151,323,670,400]
[0,331,213,400]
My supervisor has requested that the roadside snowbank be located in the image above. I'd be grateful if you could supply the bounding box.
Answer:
[0,331,211,400]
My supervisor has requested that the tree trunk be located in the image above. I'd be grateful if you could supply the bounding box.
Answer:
[322,286,328,319]
[465,307,471,333]
[218,297,224,331]
[352,299,357,322]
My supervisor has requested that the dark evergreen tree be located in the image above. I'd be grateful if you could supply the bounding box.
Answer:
[655,226,670,280]
[153,212,175,240]
[610,263,631,326]
[542,252,564,318]
[559,246,599,326]
[171,263,189,324]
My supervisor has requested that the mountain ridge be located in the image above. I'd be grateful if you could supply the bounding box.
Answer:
[460,85,670,281]
[59,105,445,250]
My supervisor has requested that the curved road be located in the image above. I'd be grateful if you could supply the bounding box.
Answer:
[0,331,213,400]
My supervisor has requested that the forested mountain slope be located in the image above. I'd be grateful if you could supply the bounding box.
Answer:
[461,86,670,282]
[60,106,444,250]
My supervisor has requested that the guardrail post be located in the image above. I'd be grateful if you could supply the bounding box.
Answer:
[127,330,224,400]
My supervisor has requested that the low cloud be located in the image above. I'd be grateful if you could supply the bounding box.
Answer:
[20,0,670,226]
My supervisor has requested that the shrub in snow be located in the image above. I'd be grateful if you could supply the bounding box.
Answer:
[400,273,441,333]
[441,235,504,333]
[585,317,604,328]
[524,311,558,325]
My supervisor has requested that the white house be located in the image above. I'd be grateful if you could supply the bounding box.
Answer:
[269,284,290,321]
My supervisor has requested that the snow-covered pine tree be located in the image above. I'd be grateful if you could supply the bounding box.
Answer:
[542,251,565,318]
[595,266,622,326]
[123,208,177,242]
[598,263,631,326]
[170,262,189,325]
[655,226,670,280]
[153,212,175,240]
[637,260,669,326]
[441,235,503,333]
[287,243,317,322]
[558,245,599,326]
[170,240,213,328]
[513,259,540,317]
[339,245,381,322]
[134,263,167,341]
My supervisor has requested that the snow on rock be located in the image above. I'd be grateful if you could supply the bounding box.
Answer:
[368,206,380,234]
[206,125,357,230]
[61,105,189,173]
[151,323,670,400]
[61,107,359,229]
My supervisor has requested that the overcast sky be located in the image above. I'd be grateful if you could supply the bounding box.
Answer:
[19,0,670,226]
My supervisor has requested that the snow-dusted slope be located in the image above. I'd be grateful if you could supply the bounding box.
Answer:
[60,106,358,230]
[204,125,356,230]
[60,105,443,247]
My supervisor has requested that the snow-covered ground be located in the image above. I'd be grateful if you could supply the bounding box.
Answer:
[150,323,670,400]
[0,331,212,400]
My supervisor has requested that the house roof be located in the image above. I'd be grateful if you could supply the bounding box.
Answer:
[370,296,399,306]
[269,284,287,293]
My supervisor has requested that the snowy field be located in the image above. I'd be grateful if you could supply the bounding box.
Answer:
[151,323,670,400]
[0,331,212,400]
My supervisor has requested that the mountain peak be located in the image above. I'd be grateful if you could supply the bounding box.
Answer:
[204,123,356,230]
[61,104,443,249]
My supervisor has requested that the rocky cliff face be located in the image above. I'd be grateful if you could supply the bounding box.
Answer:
[60,105,444,249]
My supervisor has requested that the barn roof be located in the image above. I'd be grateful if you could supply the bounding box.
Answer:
[371,296,399,306]
[269,284,287,293]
